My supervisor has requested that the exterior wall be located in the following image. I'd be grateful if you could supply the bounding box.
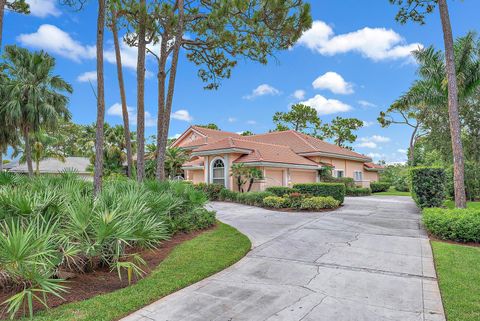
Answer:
[264,169,284,188]
[185,169,204,184]
[364,171,380,183]
[174,130,204,147]
[289,170,318,185]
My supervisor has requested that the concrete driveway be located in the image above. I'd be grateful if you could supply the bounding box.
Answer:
[123,196,445,321]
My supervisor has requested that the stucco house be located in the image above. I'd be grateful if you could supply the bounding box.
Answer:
[174,126,383,191]
[7,157,92,179]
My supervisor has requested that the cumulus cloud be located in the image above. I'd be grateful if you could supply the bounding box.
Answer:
[397,149,408,154]
[358,100,377,108]
[77,71,97,83]
[297,20,422,61]
[292,89,306,100]
[300,94,351,115]
[244,84,280,100]
[312,72,354,95]
[171,110,193,122]
[367,152,386,160]
[362,121,376,127]
[357,135,391,149]
[17,24,96,62]
[25,0,61,18]
[107,103,156,127]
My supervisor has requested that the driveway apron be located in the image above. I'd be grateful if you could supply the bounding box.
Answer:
[122,196,445,321]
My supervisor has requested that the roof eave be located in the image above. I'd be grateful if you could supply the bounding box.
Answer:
[239,161,320,170]
[191,148,252,156]
[182,166,204,170]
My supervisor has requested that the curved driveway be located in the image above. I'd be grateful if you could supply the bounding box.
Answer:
[123,196,445,321]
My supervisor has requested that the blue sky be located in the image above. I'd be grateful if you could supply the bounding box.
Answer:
[5,0,480,163]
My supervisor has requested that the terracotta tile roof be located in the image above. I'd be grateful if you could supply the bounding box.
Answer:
[364,162,384,170]
[243,130,370,161]
[194,137,319,167]
[173,126,243,148]
[183,157,204,167]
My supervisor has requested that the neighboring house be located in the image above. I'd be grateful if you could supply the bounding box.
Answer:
[174,126,383,191]
[8,157,92,179]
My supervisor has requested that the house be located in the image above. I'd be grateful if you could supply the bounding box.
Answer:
[173,126,383,191]
[8,157,92,179]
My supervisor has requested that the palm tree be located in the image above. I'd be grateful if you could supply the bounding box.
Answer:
[0,46,72,176]
[164,147,188,179]
[93,0,106,195]
[13,131,66,175]
[108,4,134,178]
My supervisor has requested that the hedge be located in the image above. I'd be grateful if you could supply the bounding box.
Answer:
[370,182,390,193]
[346,187,371,196]
[410,167,446,208]
[265,186,299,197]
[293,183,345,204]
[423,208,480,243]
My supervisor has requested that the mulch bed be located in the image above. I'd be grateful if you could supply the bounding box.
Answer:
[0,226,215,320]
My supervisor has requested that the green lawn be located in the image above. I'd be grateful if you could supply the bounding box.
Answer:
[373,187,411,197]
[22,222,251,321]
[444,200,480,209]
[432,241,480,321]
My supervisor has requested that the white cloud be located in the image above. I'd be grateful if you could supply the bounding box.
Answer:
[104,38,160,72]
[297,20,423,61]
[171,110,193,122]
[107,103,156,127]
[312,72,353,95]
[370,135,391,143]
[397,149,408,154]
[77,71,97,83]
[25,0,61,18]
[358,142,377,149]
[244,84,280,100]
[362,121,376,127]
[228,117,237,123]
[247,120,257,125]
[358,100,377,108]
[300,94,351,116]
[169,133,181,139]
[17,24,96,62]
[292,89,306,100]
[367,152,386,160]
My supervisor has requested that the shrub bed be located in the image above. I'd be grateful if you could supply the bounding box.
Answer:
[410,167,446,208]
[346,187,372,196]
[265,186,299,196]
[423,208,480,243]
[293,183,345,204]
[370,182,390,193]
[300,196,340,210]
[236,191,274,207]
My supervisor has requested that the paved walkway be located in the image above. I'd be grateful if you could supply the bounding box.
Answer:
[123,196,445,321]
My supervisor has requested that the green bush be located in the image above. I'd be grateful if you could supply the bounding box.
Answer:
[300,196,340,210]
[283,192,305,209]
[219,188,238,202]
[346,187,372,196]
[410,167,446,208]
[321,176,355,188]
[265,186,299,197]
[263,196,288,208]
[446,162,480,201]
[394,175,410,192]
[193,183,225,201]
[370,182,390,193]
[236,191,274,207]
[294,183,345,204]
[423,208,480,243]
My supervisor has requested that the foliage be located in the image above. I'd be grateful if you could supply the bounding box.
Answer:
[195,124,220,130]
[263,196,288,209]
[321,116,364,148]
[240,131,254,136]
[346,187,372,196]
[300,196,340,210]
[389,0,437,25]
[322,176,355,189]
[432,241,480,321]
[236,191,274,207]
[0,175,214,318]
[230,164,263,192]
[293,183,346,204]
[446,162,480,201]
[370,182,391,193]
[372,187,411,197]
[164,147,189,179]
[26,223,250,321]
[193,183,224,201]
[410,167,446,208]
[218,189,238,202]
[273,103,322,136]
[265,186,299,197]
[394,175,410,192]
[283,192,305,209]
[423,208,480,243]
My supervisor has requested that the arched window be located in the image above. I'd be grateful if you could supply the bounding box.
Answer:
[211,158,226,186]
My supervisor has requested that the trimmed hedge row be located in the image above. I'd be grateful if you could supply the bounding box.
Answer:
[293,183,345,204]
[265,186,299,196]
[370,182,390,193]
[346,187,371,196]
[423,208,480,243]
[410,167,445,208]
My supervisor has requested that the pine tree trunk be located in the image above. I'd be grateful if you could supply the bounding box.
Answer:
[93,0,106,196]
[438,0,467,208]
[136,0,147,182]
[0,0,6,48]
[111,11,133,178]
[155,31,168,180]
[23,128,33,177]
[0,151,3,172]
[157,0,184,181]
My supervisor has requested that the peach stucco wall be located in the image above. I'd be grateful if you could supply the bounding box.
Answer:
[185,169,204,184]
[264,169,284,187]
[290,170,318,185]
